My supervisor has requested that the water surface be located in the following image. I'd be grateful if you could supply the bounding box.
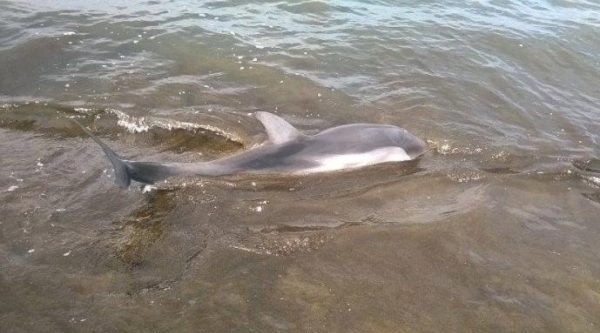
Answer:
[1,0,600,332]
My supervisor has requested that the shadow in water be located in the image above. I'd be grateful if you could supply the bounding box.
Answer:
[112,189,176,268]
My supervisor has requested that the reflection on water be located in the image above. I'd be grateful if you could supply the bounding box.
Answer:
[1,0,600,332]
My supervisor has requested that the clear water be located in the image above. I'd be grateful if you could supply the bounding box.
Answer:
[1,0,600,332]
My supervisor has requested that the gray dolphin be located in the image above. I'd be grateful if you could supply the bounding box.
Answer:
[74,112,427,188]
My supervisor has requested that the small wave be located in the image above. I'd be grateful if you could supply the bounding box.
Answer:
[427,139,484,155]
[106,108,243,143]
[231,232,330,257]
[447,170,485,183]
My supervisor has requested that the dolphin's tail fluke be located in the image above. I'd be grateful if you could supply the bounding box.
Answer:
[72,119,173,188]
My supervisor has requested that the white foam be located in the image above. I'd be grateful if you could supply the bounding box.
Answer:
[74,107,93,113]
[142,185,157,193]
[583,175,600,187]
[107,109,241,142]
[118,118,150,133]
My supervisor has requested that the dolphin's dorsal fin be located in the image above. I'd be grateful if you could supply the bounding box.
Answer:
[255,111,302,144]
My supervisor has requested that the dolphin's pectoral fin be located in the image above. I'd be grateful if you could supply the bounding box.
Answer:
[255,111,302,144]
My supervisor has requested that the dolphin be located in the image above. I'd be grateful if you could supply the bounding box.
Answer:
[74,112,427,188]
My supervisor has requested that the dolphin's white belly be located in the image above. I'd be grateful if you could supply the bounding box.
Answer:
[302,147,411,174]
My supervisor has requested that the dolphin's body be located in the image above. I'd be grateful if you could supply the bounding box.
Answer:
[76,112,427,188]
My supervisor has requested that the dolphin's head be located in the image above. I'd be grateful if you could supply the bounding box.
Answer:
[386,127,428,159]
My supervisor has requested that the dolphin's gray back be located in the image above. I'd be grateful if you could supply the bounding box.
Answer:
[199,141,318,174]
[201,123,427,174]
[307,124,426,157]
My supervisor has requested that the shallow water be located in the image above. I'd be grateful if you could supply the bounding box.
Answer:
[1,0,600,332]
